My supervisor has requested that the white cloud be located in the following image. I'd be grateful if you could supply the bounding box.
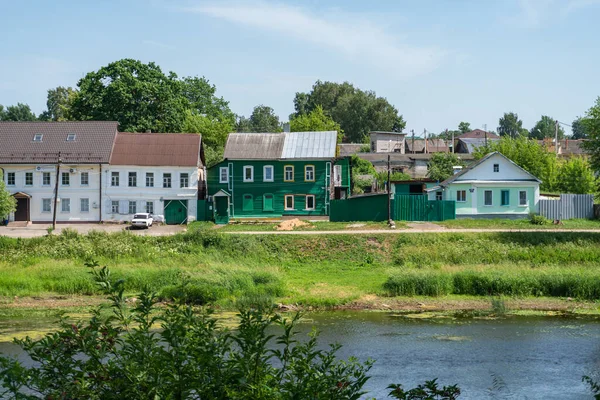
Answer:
[181,1,445,79]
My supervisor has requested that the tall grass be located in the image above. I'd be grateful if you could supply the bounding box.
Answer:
[383,269,600,300]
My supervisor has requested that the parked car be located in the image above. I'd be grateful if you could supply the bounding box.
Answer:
[131,213,153,229]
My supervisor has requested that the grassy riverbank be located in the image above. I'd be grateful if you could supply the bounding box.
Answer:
[1,229,600,310]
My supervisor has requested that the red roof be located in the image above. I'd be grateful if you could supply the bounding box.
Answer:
[110,132,202,167]
[457,129,499,139]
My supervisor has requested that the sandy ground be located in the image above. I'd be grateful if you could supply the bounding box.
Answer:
[0,223,186,238]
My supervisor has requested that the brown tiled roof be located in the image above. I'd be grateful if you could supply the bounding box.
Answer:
[457,129,499,139]
[110,132,202,167]
[538,139,588,156]
[405,138,449,152]
[0,121,118,164]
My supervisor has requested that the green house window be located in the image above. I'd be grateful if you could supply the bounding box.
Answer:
[263,194,274,211]
[242,194,254,212]
[501,190,510,206]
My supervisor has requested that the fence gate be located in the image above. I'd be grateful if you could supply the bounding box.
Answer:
[394,195,455,222]
[539,194,594,220]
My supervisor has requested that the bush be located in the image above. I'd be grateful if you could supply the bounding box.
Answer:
[529,213,548,225]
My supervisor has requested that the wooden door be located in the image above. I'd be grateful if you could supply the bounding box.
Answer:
[14,198,29,221]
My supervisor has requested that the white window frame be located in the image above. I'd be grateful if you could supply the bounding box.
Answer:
[263,165,274,182]
[219,167,229,183]
[284,195,294,210]
[163,173,172,188]
[436,191,443,201]
[145,201,154,214]
[111,201,119,214]
[61,172,70,186]
[284,165,294,182]
[180,173,189,188]
[25,172,33,186]
[80,198,90,213]
[128,172,137,187]
[6,172,15,186]
[305,195,315,210]
[42,172,51,186]
[146,172,154,187]
[493,164,499,173]
[61,198,71,213]
[33,134,43,142]
[456,190,466,202]
[80,172,89,186]
[111,172,119,187]
[42,198,52,213]
[519,190,528,206]
[484,190,493,206]
[66,133,76,142]
[304,165,315,182]
[243,166,254,182]
[128,201,137,214]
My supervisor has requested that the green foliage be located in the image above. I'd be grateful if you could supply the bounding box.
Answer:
[38,86,78,121]
[583,376,600,399]
[375,171,411,190]
[292,80,405,143]
[473,136,559,191]
[571,117,589,139]
[235,105,281,132]
[427,153,465,182]
[351,155,376,194]
[528,213,549,225]
[70,59,232,133]
[0,103,37,121]
[388,379,461,399]
[497,112,525,138]
[582,97,600,173]
[0,171,16,219]
[458,121,471,134]
[490,297,507,316]
[556,157,597,194]
[183,109,233,167]
[530,115,565,140]
[0,262,373,399]
[289,105,342,140]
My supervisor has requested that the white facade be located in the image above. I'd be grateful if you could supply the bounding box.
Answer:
[2,164,102,222]
[370,132,406,154]
[102,166,201,223]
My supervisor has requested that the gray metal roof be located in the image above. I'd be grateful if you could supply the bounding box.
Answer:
[281,131,337,159]
[457,137,499,154]
[223,133,285,160]
[0,121,118,164]
[223,131,337,160]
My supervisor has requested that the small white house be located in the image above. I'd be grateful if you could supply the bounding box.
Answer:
[0,121,118,223]
[427,152,541,218]
[103,132,205,224]
[369,131,406,153]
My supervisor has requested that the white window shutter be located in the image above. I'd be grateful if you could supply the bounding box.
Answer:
[106,202,113,214]
[119,200,128,214]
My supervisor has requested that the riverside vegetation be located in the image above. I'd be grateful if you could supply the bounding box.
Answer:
[1,229,600,308]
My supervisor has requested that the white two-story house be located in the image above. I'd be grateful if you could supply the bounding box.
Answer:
[103,132,205,224]
[0,121,118,223]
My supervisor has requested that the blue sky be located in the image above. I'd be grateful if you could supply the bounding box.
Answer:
[1,0,599,135]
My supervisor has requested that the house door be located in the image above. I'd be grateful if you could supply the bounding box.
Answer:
[164,200,188,225]
[14,197,29,221]
[214,196,229,224]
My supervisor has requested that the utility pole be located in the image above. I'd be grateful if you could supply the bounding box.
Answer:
[449,129,454,154]
[411,129,415,154]
[554,120,559,155]
[52,152,62,231]
[424,129,428,154]
[483,124,488,147]
[387,154,391,224]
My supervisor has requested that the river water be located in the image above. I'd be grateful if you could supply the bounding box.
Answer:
[1,311,599,399]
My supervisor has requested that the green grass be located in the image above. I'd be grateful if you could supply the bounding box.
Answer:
[188,220,398,232]
[2,229,600,307]
[438,218,600,230]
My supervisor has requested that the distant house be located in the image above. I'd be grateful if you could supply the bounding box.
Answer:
[538,138,588,157]
[0,121,118,223]
[104,132,205,225]
[338,144,365,157]
[426,152,540,218]
[391,179,438,196]
[405,138,450,154]
[207,131,350,222]
[457,129,499,140]
[369,131,406,153]
[455,137,500,154]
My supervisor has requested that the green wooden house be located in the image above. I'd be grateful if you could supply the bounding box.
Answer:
[207,131,350,223]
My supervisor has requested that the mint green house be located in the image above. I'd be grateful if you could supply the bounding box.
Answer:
[426,152,541,218]
[207,131,350,222]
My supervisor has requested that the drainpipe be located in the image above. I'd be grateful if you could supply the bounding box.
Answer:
[99,163,102,222]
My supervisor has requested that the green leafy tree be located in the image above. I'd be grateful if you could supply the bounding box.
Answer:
[497,112,525,138]
[530,115,565,140]
[458,122,471,134]
[557,157,597,194]
[70,59,232,133]
[571,117,589,139]
[350,154,377,194]
[388,379,461,399]
[290,105,341,133]
[427,153,465,182]
[0,171,16,220]
[38,86,78,121]
[0,103,37,121]
[293,81,405,143]
[183,110,232,167]
[473,136,559,191]
[582,97,600,172]
[248,105,281,132]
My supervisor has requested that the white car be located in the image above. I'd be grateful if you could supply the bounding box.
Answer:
[131,213,153,229]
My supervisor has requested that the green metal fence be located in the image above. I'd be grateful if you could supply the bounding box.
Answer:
[196,200,213,222]
[393,195,455,221]
[330,194,390,222]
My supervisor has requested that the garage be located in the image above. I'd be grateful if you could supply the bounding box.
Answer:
[163,199,188,225]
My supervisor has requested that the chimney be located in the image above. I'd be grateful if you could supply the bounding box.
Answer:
[282,123,290,133]
[452,166,463,175]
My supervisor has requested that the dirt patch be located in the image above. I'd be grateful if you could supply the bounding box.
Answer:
[347,223,366,228]
[0,295,106,309]
[406,222,445,230]
[276,218,310,231]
